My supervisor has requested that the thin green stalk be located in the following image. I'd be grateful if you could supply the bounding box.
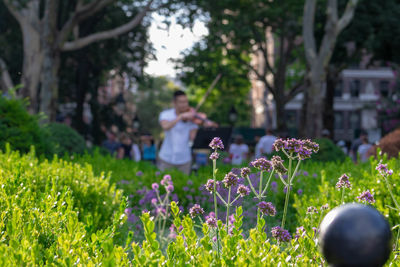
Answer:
[384,175,400,211]
[230,195,241,205]
[395,226,400,252]
[246,175,258,196]
[288,153,293,178]
[261,170,274,196]
[341,187,345,204]
[257,171,264,225]
[290,158,302,185]
[281,184,291,229]
[212,158,220,258]
[216,191,228,206]
[226,187,231,233]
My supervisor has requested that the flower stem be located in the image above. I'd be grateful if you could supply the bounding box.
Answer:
[246,175,258,196]
[216,191,228,206]
[226,187,231,233]
[230,195,241,205]
[212,158,220,258]
[395,226,400,252]
[384,175,400,211]
[257,171,263,225]
[341,187,345,205]
[281,184,291,229]
[261,170,274,196]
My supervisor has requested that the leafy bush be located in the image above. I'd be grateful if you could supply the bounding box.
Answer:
[0,96,50,156]
[0,146,128,265]
[44,123,86,156]
[312,138,347,162]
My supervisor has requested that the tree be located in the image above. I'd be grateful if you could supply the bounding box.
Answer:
[1,0,165,121]
[176,40,252,127]
[301,0,358,138]
[181,0,305,132]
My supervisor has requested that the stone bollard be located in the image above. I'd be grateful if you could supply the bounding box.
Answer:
[319,203,392,267]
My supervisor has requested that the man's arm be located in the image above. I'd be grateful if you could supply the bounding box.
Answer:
[160,116,181,131]
[189,128,198,143]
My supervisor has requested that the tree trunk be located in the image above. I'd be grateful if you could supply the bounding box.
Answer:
[323,66,339,139]
[20,26,43,113]
[275,95,287,135]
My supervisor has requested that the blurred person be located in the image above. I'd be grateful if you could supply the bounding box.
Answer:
[142,134,157,164]
[117,133,141,161]
[336,140,348,155]
[357,135,372,162]
[157,90,198,175]
[229,135,249,165]
[257,129,277,156]
[254,135,262,159]
[102,130,120,156]
[350,130,367,162]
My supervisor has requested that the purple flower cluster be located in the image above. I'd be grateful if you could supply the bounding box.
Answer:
[160,174,174,192]
[357,190,375,204]
[273,138,319,160]
[271,156,287,175]
[376,162,393,176]
[223,172,239,187]
[209,137,224,150]
[306,206,318,214]
[206,213,218,228]
[189,204,204,218]
[336,174,351,189]
[240,167,251,177]
[251,158,272,171]
[237,184,250,197]
[321,204,329,210]
[295,226,306,239]
[136,171,143,176]
[152,183,159,191]
[271,226,291,242]
[205,179,220,193]
[257,201,276,216]
[209,152,219,160]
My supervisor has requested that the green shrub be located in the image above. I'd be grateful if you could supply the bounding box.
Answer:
[0,146,129,265]
[0,96,50,156]
[44,123,86,156]
[312,138,347,162]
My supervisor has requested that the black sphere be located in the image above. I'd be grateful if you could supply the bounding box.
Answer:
[319,203,392,267]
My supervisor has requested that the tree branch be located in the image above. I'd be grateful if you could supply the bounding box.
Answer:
[250,26,275,76]
[244,60,276,96]
[337,0,359,32]
[57,0,116,46]
[61,0,153,51]
[3,0,24,24]
[0,58,14,91]
[284,79,305,104]
[302,0,317,65]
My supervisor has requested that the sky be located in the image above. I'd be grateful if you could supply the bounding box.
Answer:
[144,14,208,78]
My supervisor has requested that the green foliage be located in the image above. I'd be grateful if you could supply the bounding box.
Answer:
[0,96,50,156]
[313,138,347,162]
[0,147,128,265]
[44,123,86,156]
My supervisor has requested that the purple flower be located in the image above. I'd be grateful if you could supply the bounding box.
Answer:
[257,201,276,216]
[357,190,375,204]
[303,171,309,176]
[124,208,132,215]
[237,184,250,197]
[295,226,306,239]
[209,137,224,150]
[161,174,172,186]
[151,198,157,205]
[271,156,287,175]
[273,139,285,151]
[241,167,251,177]
[306,206,318,214]
[336,174,351,189]
[321,204,329,210]
[183,186,189,192]
[209,152,219,160]
[155,171,161,176]
[223,172,239,187]
[206,216,218,228]
[297,189,303,195]
[251,158,272,172]
[376,162,393,176]
[313,173,318,178]
[205,179,219,193]
[189,204,204,218]
[152,183,159,191]
[187,180,193,185]
[271,226,291,242]
[136,171,143,176]
[166,184,174,193]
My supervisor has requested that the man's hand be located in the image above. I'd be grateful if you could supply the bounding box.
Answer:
[179,111,195,121]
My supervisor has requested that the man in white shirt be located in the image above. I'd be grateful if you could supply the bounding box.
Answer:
[229,135,249,165]
[257,129,277,156]
[158,90,198,175]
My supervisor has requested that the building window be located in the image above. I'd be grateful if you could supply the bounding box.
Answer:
[350,80,360,98]
[334,81,343,97]
[349,112,361,130]
[334,112,344,130]
[380,80,390,98]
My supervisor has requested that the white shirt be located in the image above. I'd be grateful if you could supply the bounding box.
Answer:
[158,108,198,165]
[358,143,372,162]
[258,135,277,154]
[131,144,141,162]
[229,143,249,165]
